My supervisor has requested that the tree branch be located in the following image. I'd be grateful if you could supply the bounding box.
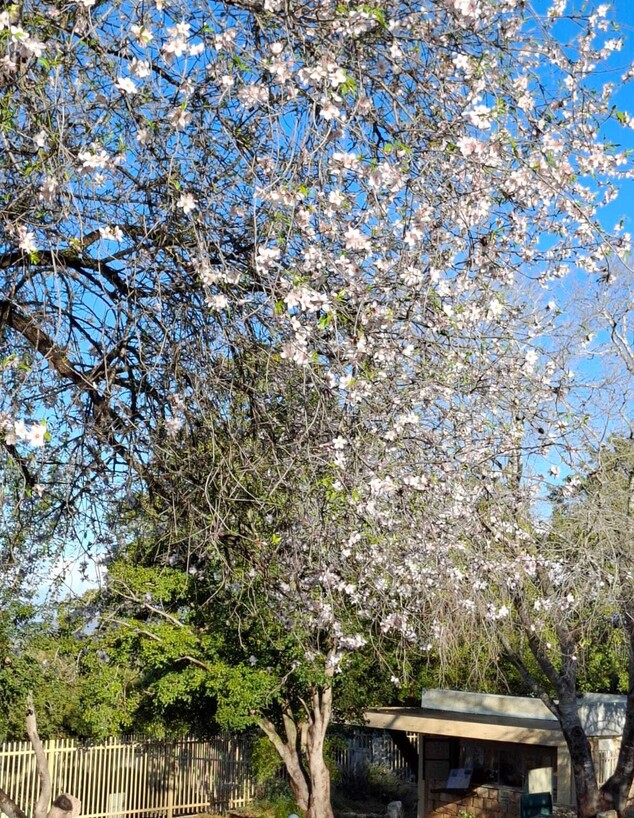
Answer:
[511,593,565,696]
[257,715,293,763]
[0,789,27,818]
[25,694,51,818]
[0,298,154,486]
[499,633,560,718]
[1,442,36,489]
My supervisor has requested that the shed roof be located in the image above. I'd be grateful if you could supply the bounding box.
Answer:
[364,689,627,745]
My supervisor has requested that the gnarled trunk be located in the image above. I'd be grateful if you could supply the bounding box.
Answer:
[304,685,334,818]
[304,753,332,818]
[600,612,634,816]
[601,731,634,816]
[600,685,634,816]
[257,676,334,818]
[258,712,310,812]
[509,596,601,818]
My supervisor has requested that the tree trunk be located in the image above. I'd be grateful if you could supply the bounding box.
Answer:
[600,685,634,814]
[304,684,334,818]
[558,695,601,818]
[305,751,333,818]
[26,695,52,818]
[287,768,311,815]
[601,493,634,817]
[0,789,27,818]
[601,734,634,817]
[0,699,79,818]
[600,613,634,815]
[257,713,310,812]
[257,678,335,818]
[513,586,601,818]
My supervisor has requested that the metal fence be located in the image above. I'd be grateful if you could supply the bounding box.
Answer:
[329,730,418,783]
[0,735,258,818]
[0,729,413,818]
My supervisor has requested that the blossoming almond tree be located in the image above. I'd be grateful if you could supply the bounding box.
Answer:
[102,352,416,818]
[2,0,634,816]
[411,429,634,818]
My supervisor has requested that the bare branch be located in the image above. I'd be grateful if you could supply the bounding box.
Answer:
[0,789,27,818]
[25,695,51,818]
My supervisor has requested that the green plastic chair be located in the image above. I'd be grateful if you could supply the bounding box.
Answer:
[520,792,553,818]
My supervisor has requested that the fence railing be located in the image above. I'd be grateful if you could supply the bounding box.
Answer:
[0,729,413,818]
[0,735,258,818]
[330,731,418,783]
[596,750,618,786]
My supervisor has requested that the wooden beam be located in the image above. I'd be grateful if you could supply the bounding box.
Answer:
[364,709,563,747]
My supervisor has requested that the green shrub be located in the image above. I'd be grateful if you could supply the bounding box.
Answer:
[251,789,304,818]
[250,735,285,785]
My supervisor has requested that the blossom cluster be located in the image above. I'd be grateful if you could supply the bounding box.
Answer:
[0,415,47,447]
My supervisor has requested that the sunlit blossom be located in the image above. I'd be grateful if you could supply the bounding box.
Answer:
[130,24,153,45]
[116,76,138,94]
[168,108,192,129]
[206,293,229,311]
[344,226,371,252]
[17,227,37,254]
[177,193,197,214]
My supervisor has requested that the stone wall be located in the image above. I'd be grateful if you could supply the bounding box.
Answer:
[425,780,524,818]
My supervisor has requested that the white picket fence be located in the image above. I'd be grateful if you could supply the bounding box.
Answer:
[0,730,412,818]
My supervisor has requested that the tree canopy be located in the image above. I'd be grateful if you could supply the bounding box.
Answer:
[3,0,634,816]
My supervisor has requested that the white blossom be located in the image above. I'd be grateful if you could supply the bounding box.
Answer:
[116,76,138,94]
[177,193,197,214]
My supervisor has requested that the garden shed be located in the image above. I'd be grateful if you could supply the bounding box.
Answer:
[365,689,627,818]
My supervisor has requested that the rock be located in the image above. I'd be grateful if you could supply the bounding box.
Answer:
[386,801,403,818]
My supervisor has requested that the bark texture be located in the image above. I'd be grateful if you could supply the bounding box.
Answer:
[258,713,310,811]
[600,612,634,814]
[257,677,335,818]
[304,685,334,818]
[0,789,27,818]
[510,593,602,818]
[26,694,52,818]
[557,694,601,818]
